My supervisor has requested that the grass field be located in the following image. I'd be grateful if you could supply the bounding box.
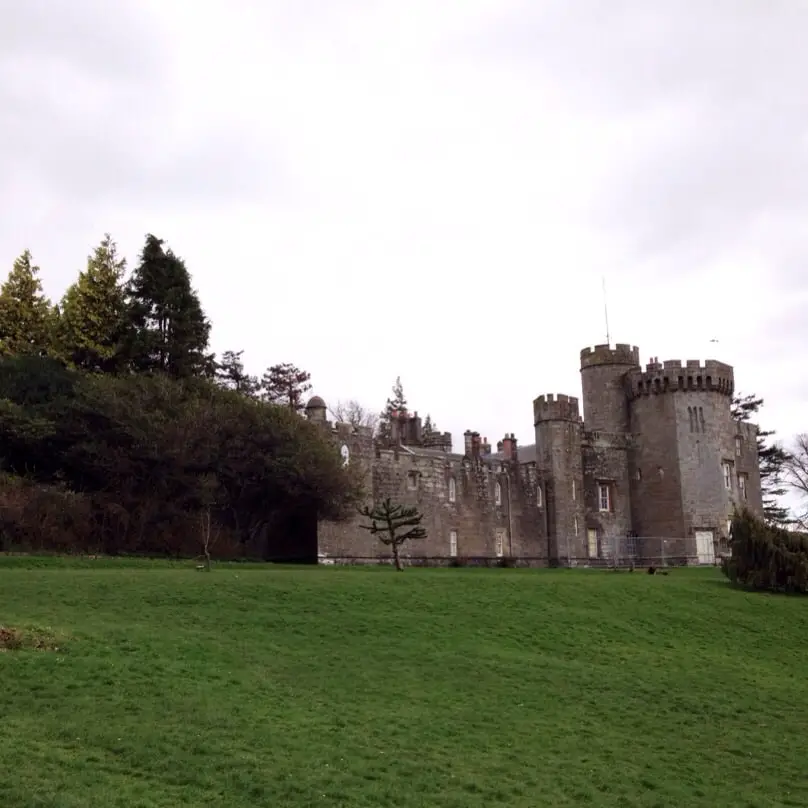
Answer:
[1,559,806,808]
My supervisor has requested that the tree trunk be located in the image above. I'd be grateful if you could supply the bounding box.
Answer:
[392,542,403,571]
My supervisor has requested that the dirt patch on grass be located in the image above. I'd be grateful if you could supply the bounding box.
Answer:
[0,626,63,651]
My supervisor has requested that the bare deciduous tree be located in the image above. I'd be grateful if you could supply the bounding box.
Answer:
[329,399,379,432]
[783,433,808,529]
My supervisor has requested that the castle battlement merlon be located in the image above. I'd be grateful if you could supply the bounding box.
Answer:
[533,393,581,423]
[627,359,735,400]
[580,343,640,369]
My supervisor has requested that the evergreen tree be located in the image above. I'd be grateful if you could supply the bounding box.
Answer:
[0,250,53,357]
[422,413,436,437]
[126,234,211,378]
[57,234,129,373]
[377,376,407,441]
[732,392,791,525]
[260,363,311,410]
[215,350,259,397]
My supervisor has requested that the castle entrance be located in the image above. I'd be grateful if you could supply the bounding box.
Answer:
[694,530,716,565]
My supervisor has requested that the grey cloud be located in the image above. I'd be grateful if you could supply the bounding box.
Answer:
[462,1,808,278]
[0,1,288,213]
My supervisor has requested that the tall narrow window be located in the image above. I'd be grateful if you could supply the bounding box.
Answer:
[494,528,505,557]
[738,473,748,501]
[407,471,418,490]
[735,436,743,457]
[449,530,458,557]
[598,483,611,512]
[572,479,576,501]
[688,407,695,433]
[723,463,732,491]
[494,481,502,507]
[699,407,705,432]
[574,516,579,536]
[448,477,456,503]
[536,484,543,508]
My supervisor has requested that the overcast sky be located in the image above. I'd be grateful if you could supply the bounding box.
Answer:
[2,1,806,463]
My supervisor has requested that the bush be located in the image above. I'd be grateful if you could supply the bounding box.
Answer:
[723,509,808,594]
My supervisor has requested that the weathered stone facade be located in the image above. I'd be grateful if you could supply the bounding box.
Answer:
[309,342,763,567]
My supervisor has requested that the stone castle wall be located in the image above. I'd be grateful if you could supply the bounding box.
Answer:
[312,342,764,567]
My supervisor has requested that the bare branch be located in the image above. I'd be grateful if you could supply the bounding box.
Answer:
[329,399,379,431]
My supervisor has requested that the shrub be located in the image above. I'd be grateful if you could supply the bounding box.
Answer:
[723,509,808,594]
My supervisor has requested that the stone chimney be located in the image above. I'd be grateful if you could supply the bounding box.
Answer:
[471,431,481,461]
[409,411,423,445]
[481,437,491,457]
[502,433,518,462]
[464,430,473,456]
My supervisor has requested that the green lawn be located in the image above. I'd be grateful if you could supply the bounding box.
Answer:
[1,560,806,807]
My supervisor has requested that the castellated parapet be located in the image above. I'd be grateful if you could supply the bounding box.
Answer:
[627,359,734,400]
[534,394,581,423]
[580,344,640,369]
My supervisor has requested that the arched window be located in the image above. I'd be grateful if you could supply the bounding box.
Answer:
[448,477,456,503]
[494,481,502,507]
[536,484,543,508]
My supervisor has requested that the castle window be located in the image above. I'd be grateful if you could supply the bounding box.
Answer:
[574,516,579,536]
[449,530,458,557]
[572,479,576,501]
[735,436,743,457]
[407,471,419,490]
[723,462,733,491]
[448,477,456,503]
[635,468,642,482]
[738,473,748,501]
[494,481,502,507]
[536,484,543,508]
[699,407,705,432]
[598,483,611,512]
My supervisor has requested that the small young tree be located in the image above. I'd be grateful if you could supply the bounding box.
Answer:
[358,498,427,571]
[215,349,260,398]
[260,362,311,410]
[377,376,407,441]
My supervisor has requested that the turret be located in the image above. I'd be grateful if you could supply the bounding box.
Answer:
[579,344,640,434]
[533,394,586,565]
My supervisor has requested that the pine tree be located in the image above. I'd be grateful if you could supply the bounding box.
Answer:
[422,413,436,437]
[0,250,53,357]
[377,376,407,441]
[215,350,260,397]
[126,234,211,378]
[57,234,129,373]
[358,498,427,571]
[732,392,791,525]
[260,363,311,410]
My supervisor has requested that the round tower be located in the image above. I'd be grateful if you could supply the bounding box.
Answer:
[579,344,640,434]
[533,394,586,565]
[626,357,736,558]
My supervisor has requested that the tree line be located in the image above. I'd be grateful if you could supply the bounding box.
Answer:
[0,235,366,559]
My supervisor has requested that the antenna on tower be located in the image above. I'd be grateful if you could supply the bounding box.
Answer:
[602,276,611,345]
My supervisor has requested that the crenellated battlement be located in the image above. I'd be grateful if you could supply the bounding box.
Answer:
[580,343,640,370]
[627,359,735,400]
[534,393,581,423]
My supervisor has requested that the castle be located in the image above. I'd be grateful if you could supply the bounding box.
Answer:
[307,343,762,566]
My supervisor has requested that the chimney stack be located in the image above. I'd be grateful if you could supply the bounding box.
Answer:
[471,432,481,460]
[464,430,473,456]
[502,433,518,462]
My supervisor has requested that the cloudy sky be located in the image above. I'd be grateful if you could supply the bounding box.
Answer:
[2,1,806,462]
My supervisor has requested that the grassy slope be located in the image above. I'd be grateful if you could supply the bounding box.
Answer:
[0,561,806,808]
